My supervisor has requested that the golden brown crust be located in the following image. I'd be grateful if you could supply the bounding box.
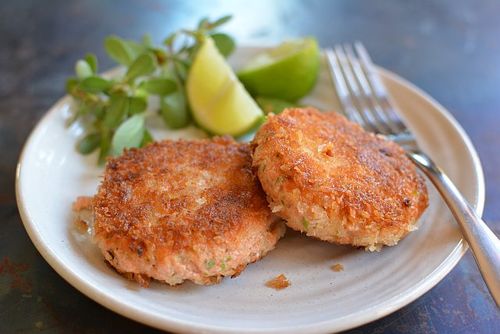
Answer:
[252,108,428,249]
[92,136,285,285]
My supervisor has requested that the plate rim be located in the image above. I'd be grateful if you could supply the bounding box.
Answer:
[15,61,485,333]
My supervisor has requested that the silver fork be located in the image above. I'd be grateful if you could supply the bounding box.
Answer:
[326,42,500,305]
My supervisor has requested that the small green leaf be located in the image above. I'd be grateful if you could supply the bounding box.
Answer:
[142,78,177,95]
[160,91,190,129]
[125,53,156,82]
[75,60,93,79]
[84,53,98,73]
[80,76,112,93]
[141,129,153,146]
[78,104,93,116]
[186,44,198,59]
[104,36,134,65]
[211,15,232,28]
[77,133,101,154]
[163,32,177,47]
[198,17,209,29]
[162,67,178,81]
[128,96,147,114]
[92,106,105,119]
[142,34,153,47]
[98,129,112,164]
[104,95,128,128]
[173,60,188,82]
[134,86,148,99]
[111,114,145,156]
[66,77,79,93]
[211,33,235,57]
[124,40,146,60]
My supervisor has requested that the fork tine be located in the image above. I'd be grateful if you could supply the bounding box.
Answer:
[343,44,392,135]
[334,45,378,132]
[354,42,408,133]
[325,48,366,127]
[333,45,379,133]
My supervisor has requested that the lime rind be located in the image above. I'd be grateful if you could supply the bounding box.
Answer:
[242,39,311,70]
[237,37,320,101]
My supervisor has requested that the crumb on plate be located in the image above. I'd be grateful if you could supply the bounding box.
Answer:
[265,274,290,290]
[331,263,344,272]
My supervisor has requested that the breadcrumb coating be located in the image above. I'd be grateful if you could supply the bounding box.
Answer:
[91,137,285,286]
[252,108,428,250]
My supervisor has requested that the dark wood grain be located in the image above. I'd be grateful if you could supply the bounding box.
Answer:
[1,0,499,333]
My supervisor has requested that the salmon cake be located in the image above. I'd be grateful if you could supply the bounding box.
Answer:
[252,108,428,251]
[82,137,285,286]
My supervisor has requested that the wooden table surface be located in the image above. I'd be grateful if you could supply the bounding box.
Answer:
[1,0,498,333]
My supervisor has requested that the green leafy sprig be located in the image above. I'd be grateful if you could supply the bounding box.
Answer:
[66,15,234,164]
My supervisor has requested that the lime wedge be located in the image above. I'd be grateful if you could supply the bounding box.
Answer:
[238,38,320,101]
[186,37,264,136]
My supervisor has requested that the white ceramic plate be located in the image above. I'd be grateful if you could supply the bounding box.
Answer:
[16,47,485,333]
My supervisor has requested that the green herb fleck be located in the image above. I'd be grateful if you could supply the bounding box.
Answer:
[206,259,215,270]
[302,217,310,231]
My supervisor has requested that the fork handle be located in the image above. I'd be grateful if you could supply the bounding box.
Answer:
[409,151,500,306]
